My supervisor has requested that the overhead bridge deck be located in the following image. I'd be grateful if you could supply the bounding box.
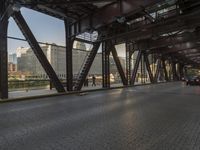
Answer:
[1,82,200,150]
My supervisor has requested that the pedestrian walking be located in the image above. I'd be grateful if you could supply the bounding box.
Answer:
[92,75,96,86]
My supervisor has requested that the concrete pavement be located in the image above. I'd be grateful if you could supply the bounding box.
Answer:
[1,82,200,150]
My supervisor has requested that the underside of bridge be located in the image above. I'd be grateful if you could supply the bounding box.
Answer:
[1,0,200,99]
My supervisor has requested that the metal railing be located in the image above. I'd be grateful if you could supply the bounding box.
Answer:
[8,80,51,91]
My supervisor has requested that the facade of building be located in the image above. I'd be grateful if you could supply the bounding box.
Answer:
[17,44,66,79]
[8,53,17,64]
[16,43,126,79]
[8,62,17,73]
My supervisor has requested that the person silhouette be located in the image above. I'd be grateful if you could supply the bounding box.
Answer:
[92,75,96,86]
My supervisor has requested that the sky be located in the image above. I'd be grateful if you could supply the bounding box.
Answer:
[8,7,126,57]
[8,8,65,53]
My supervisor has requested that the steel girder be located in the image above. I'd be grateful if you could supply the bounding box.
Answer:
[102,41,110,88]
[65,20,74,91]
[135,31,200,52]
[161,58,169,81]
[171,61,179,81]
[177,63,184,80]
[70,0,163,36]
[14,0,117,5]
[74,41,101,91]
[130,50,142,85]
[0,10,8,99]
[184,53,200,58]
[143,52,154,83]
[102,10,200,43]
[110,44,128,86]
[154,58,162,83]
[155,42,200,55]
[171,52,198,66]
[126,42,132,85]
[12,11,65,93]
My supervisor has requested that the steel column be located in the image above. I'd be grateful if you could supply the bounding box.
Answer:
[162,58,169,81]
[102,41,110,88]
[171,62,178,81]
[126,42,131,85]
[179,64,184,80]
[12,11,65,93]
[143,52,154,83]
[154,58,161,83]
[0,10,8,99]
[111,44,128,86]
[141,54,145,84]
[130,50,142,85]
[65,20,74,91]
[168,61,173,81]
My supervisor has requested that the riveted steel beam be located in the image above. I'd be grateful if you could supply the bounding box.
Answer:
[70,0,163,36]
[154,58,161,83]
[154,42,200,54]
[65,20,74,91]
[171,61,178,81]
[130,50,142,85]
[161,58,169,81]
[12,11,65,93]
[111,44,128,86]
[126,42,132,85]
[15,0,117,6]
[135,31,200,51]
[74,41,101,91]
[143,52,154,83]
[0,10,8,99]
[102,41,110,88]
[101,10,200,43]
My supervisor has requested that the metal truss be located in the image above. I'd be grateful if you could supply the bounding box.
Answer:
[102,41,110,88]
[130,50,142,85]
[0,0,200,99]
[12,11,65,93]
[111,43,128,86]
[74,41,101,91]
[0,11,9,99]
[161,58,169,82]
[65,20,74,91]
[126,42,132,85]
[154,57,162,83]
[143,52,154,83]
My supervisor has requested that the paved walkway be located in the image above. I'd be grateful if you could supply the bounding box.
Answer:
[1,82,200,150]
[8,82,145,99]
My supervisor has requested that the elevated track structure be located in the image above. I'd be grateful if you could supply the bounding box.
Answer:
[1,0,200,99]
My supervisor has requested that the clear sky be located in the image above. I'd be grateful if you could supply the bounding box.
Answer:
[8,7,126,57]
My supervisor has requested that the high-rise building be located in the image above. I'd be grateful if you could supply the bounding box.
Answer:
[17,44,66,79]
[8,53,17,64]
[16,47,29,57]
[8,62,17,73]
[16,43,126,79]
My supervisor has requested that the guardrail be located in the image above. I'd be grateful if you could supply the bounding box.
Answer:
[8,80,51,91]
[8,77,153,92]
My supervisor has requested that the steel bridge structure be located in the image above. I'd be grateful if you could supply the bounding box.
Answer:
[1,0,200,99]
